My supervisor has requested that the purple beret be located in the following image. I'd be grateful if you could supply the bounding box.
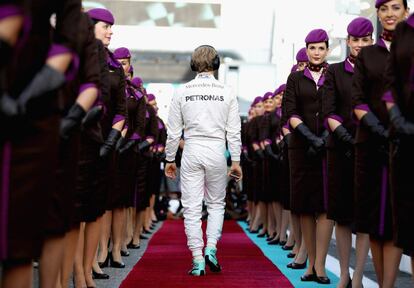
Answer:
[251,96,263,107]
[305,29,329,44]
[147,93,156,102]
[296,48,308,62]
[131,77,143,88]
[263,92,274,101]
[347,17,373,37]
[113,47,131,59]
[274,84,286,96]
[290,64,298,72]
[87,8,115,25]
[375,0,392,8]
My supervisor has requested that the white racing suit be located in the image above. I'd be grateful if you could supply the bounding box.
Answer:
[165,73,241,257]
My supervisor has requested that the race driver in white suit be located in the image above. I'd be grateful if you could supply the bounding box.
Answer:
[165,45,242,276]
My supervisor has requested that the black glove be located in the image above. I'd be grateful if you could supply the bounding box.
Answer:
[264,144,279,161]
[59,103,86,140]
[115,136,128,151]
[255,149,265,160]
[119,139,138,154]
[138,140,151,152]
[100,129,121,157]
[0,65,65,117]
[333,125,354,159]
[295,123,325,151]
[242,150,254,163]
[0,39,12,68]
[283,133,292,146]
[82,105,103,128]
[155,151,166,160]
[333,125,354,146]
[389,105,414,135]
[360,111,389,142]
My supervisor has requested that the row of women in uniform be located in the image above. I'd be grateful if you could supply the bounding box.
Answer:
[0,2,166,288]
[242,0,414,287]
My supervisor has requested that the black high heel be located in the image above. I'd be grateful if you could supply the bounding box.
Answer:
[98,253,109,268]
[121,249,130,257]
[257,231,267,238]
[109,252,125,268]
[282,244,294,250]
[266,232,276,241]
[314,266,331,284]
[267,237,280,245]
[92,269,110,280]
[142,229,152,234]
[287,258,307,269]
[127,240,140,249]
[140,234,148,240]
[287,252,296,258]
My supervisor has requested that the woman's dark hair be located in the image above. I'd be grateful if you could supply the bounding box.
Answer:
[306,41,329,49]
[91,19,99,25]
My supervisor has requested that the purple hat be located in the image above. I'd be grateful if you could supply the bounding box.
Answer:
[347,17,373,37]
[290,64,298,72]
[251,96,263,107]
[147,93,156,102]
[296,48,308,62]
[375,0,392,8]
[305,29,329,44]
[87,8,115,25]
[274,84,286,96]
[131,77,143,88]
[263,92,274,101]
[113,47,131,59]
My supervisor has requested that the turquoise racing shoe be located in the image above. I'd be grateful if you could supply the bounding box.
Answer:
[188,259,206,276]
[204,247,222,272]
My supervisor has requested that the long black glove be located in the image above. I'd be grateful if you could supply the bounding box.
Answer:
[360,111,389,141]
[82,105,103,129]
[100,129,121,157]
[333,125,354,145]
[242,150,254,163]
[115,136,128,151]
[264,144,279,161]
[0,65,65,117]
[138,140,151,152]
[60,103,86,140]
[389,105,414,135]
[333,125,354,159]
[119,139,138,154]
[0,39,12,68]
[155,151,166,161]
[255,149,265,160]
[295,123,325,152]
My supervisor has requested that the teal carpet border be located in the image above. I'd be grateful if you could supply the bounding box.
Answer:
[238,221,339,288]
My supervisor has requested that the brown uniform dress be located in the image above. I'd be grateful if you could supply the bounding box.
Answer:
[101,49,126,210]
[47,11,100,236]
[383,17,414,252]
[284,67,328,214]
[260,109,282,202]
[135,104,158,211]
[352,37,393,240]
[0,0,81,261]
[322,60,356,224]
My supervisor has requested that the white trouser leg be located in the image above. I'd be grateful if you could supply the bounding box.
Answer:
[180,150,205,258]
[204,146,227,247]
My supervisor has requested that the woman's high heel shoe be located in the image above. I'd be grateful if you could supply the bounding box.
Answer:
[109,252,125,268]
[287,258,307,269]
[98,253,109,268]
[92,269,110,280]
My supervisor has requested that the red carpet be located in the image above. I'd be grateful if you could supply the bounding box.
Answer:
[120,220,293,288]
